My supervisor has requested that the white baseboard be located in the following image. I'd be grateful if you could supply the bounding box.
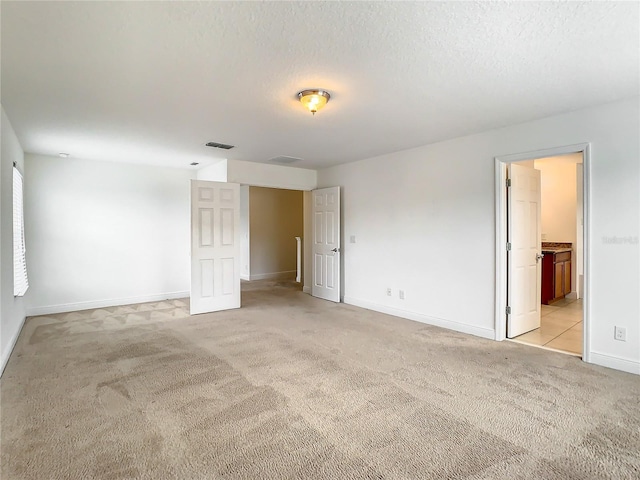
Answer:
[249,270,296,281]
[1,314,26,377]
[566,291,578,300]
[303,286,311,294]
[589,351,640,375]
[343,296,495,340]
[26,291,190,317]
[240,275,250,281]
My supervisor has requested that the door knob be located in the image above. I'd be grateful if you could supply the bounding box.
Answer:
[331,247,340,253]
[536,253,544,263]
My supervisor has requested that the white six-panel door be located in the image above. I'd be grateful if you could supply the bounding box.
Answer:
[312,187,341,302]
[190,180,241,315]
[507,164,542,338]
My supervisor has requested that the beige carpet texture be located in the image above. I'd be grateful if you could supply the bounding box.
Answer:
[1,280,639,479]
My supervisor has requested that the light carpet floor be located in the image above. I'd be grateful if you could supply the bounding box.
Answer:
[1,280,639,479]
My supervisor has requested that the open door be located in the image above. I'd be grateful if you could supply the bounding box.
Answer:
[190,180,241,315]
[507,164,542,338]
[312,187,340,302]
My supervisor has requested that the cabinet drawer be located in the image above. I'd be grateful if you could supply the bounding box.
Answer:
[555,252,571,263]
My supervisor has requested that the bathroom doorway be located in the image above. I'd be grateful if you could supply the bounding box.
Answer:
[495,144,589,360]
[513,154,583,354]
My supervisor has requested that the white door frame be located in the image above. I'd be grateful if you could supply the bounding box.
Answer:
[494,143,591,363]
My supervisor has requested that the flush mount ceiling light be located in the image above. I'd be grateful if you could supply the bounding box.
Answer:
[297,89,330,115]
[58,153,70,158]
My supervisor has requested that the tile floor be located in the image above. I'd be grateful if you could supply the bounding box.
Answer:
[512,298,583,355]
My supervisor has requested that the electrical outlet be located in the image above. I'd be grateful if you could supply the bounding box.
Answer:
[386,288,392,296]
[614,326,626,342]
[399,290,405,300]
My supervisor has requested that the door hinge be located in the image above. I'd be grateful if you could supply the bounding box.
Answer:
[506,178,512,187]
[506,242,512,251]
[506,306,511,315]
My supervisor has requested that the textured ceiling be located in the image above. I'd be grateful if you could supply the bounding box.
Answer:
[2,1,638,170]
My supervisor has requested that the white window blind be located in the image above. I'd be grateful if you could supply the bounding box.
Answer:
[13,166,29,297]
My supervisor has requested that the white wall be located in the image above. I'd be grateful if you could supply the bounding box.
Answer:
[197,159,227,182]
[227,159,317,191]
[1,107,28,374]
[318,97,640,374]
[248,187,303,280]
[24,154,195,314]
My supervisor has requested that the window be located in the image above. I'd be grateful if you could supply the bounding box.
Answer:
[13,166,29,296]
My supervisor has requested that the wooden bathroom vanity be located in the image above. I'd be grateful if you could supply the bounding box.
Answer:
[541,244,572,305]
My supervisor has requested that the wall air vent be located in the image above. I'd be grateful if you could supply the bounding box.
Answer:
[205,141,235,150]
[268,155,302,165]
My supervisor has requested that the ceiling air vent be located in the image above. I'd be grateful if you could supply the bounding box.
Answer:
[205,141,235,150]
[268,155,302,165]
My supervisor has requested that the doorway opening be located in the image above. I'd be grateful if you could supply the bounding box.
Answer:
[239,185,304,287]
[495,144,590,361]
[191,179,341,312]
[189,177,311,316]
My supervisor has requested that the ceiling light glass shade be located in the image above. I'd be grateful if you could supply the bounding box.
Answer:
[298,89,330,115]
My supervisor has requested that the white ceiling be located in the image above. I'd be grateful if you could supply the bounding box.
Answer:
[2,1,638,170]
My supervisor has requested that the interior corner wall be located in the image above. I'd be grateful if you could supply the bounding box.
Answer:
[24,154,196,315]
[248,187,303,280]
[317,97,640,375]
[1,106,27,374]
